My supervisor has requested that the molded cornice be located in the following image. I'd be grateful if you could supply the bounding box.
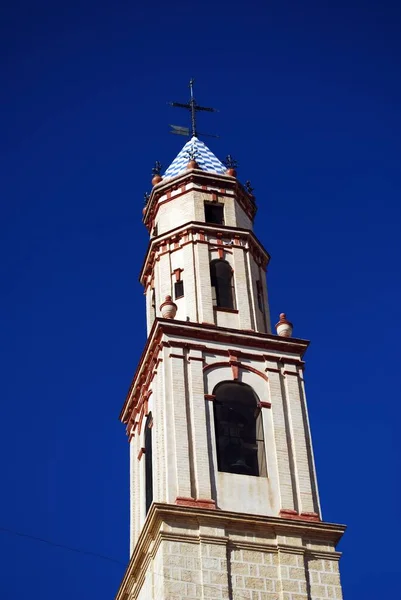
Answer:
[139,221,271,284]
[115,502,346,600]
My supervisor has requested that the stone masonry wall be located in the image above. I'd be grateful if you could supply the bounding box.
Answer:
[122,514,344,600]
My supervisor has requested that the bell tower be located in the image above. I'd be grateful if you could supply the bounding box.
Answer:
[116,94,346,600]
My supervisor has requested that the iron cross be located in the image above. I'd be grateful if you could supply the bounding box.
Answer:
[170,79,217,138]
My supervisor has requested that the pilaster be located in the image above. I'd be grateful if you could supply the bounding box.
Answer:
[281,364,319,517]
[266,362,297,512]
[195,241,214,324]
[232,245,253,330]
[166,345,192,500]
[187,348,213,501]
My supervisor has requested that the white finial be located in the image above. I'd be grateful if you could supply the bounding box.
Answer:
[275,313,293,337]
[160,296,178,319]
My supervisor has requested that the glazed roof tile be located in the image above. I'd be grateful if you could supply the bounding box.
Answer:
[163,136,226,179]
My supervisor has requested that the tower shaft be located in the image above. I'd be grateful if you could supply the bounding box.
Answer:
[116,135,345,600]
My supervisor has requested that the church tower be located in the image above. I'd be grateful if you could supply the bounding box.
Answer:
[116,89,345,600]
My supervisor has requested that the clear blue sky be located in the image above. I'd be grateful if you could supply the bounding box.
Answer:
[1,1,400,598]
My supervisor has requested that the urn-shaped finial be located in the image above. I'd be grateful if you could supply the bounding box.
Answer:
[187,159,199,169]
[160,295,178,319]
[275,313,293,337]
[223,155,238,177]
[185,147,199,170]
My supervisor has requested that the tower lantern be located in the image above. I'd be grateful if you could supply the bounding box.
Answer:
[116,86,346,600]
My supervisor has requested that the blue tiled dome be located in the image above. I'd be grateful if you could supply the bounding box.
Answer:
[163,137,226,179]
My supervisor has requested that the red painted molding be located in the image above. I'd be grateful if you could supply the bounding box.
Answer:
[203,360,269,382]
[231,361,239,380]
[137,447,146,461]
[139,222,270,284]
[279,509,321,522]
[204,394,216,401]
[241,364,269,382]
[213,306,239,314]
[175,497,216,510]
[259,401,272,409]
[120,319,309,431]
[143,175,256,231]
[203,361,231,373]
[172,268,183,281]
[300,512,321,521]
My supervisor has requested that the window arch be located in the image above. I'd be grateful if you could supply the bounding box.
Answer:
[144,413,153,514]
[210,259,235,309]
[213,381,266,477]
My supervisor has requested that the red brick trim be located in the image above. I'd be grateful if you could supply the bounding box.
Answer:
[139,222,270,283]
[120,319,309,430]
[175,497,216,509]
[203,361,231,373]
[143,172,256,230]
[172,268,183,281]
[187,356,205,362]
[169,353,185,359]
[300,512,321,521]
[259,401,272,409]
[137,447,145,461]
[242,364,269,382]
[279,509,321,522]
[203,361,269,382]
[205,394,216,401]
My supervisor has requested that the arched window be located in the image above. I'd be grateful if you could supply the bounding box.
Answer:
[145,413,153,514]
[213,382,266,477]
[210,259,235,309]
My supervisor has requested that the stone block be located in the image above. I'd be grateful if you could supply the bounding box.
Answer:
[244,577,265,590]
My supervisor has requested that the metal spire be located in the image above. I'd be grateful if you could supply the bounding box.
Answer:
[169,79,218,138]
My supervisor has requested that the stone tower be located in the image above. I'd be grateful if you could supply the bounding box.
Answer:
[116,134,345,600]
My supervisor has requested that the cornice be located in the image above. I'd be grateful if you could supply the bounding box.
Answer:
[143,169,257,230]
[115,502,346,600]
[139,221,271,284]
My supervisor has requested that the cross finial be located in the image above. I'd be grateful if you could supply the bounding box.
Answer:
[169,80,218,139]
[152,161,162,176]
[223,155,238,169]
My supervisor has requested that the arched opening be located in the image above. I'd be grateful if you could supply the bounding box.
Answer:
[213,381,266,477]
[210,259,235,309]
[144,413,153,514]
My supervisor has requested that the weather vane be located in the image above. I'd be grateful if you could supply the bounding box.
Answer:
[169,79,218,139]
